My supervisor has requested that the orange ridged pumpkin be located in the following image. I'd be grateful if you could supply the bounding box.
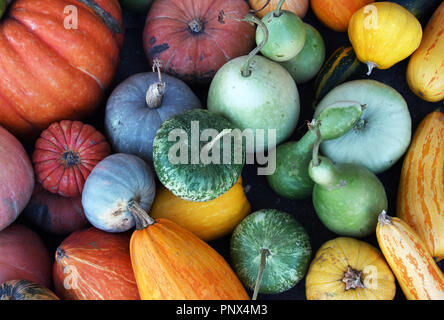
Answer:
[129,202,249,300]
[0,0,123,138]
[249,0,308,19]
[311,0,374,32]
[397,110,444,259]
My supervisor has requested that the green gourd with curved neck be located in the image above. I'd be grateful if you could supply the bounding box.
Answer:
[267,101,364,200]
[308,127,388,237]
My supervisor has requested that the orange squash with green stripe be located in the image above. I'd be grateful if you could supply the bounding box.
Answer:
[129,202,249,300]
[397,110,444,259]
[376,211,444,300]
[407,2,444,102]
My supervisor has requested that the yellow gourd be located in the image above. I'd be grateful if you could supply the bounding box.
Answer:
[306,237,396,300]
[150,178,251,241]
[348,2,422,74]
[407,2,444,102]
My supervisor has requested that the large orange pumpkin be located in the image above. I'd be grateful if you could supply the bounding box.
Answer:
[143,0,255,82]
[311,0,374,32]
[0,0,123,138]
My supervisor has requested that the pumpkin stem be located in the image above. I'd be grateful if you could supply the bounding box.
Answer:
[218,11,268,77]
[378,210,392,226]
[307,119,322,167]
[188,18,204,34]
[61,149,81,168]
[146,59,165,109]
[128,201,155,229]
[342,266,365,290]
[274,0,286,17]
[366,62,377,76]
[252,248,270,300]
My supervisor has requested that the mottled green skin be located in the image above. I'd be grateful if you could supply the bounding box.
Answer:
[0,280,59,300]
[309,157,388,237]
[120,0,153,14]
[280,24,325,84]
[267,102,363,200]
[231,209,311,294]
[256,11,306,62]
[208,55,300,153]
[153,109,245,202]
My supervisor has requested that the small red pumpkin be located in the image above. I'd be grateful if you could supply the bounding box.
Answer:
[53,227,140,300]
[23,182,89,235]
[143,0,255,82]
[33,120,111,197]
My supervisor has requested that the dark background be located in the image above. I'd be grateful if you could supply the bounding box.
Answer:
[17,1,444,300]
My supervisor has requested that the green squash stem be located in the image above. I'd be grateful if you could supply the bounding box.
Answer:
[273,0,286,17]
[127,201,155,230]
[252,248,271,300]
[146,59,166,109]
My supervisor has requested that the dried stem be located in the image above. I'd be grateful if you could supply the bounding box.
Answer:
[146,59,165,109]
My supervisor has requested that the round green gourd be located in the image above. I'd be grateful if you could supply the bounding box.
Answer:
[231,209,311,296]
[279,24,325,84]
[153,109,245,202]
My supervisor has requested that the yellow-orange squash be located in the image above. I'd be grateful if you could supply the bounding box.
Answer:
[306,237,396,300]
[407,2,444,102]
[129,202,249,300]
[150,177,250,241]
[311,0,374,32]
[397,110,444,259]
[377,211,444,300]
[249,0,308,19]
[348,2,422,74]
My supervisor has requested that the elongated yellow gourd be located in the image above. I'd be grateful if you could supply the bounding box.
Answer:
[348,2,422,74]
[377,211,444,300]
[407,2,444,102]
[397,110,444,259]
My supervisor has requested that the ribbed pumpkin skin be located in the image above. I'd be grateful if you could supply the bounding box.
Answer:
[397,111,444,259]
[0,224,52,288]
[150,178,250,241]
[311,0,374,32]
[0,280,59,300]
[348,2,422,70]
[53,228,140,300]
[33,120,111,197]
[306,237,396,300]
[377,213,444,300]
[130,218,249,300]
[0,0,123,138]
[0,126,34,231]
[23,183,89,235]
[407,2,444,102]
[249,0,308,19]
[143,0,255,83]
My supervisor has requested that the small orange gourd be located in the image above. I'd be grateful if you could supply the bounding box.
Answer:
[129,202,249,300]
[397,110,444,259]
[377,211,444,300]
[249,0,308,19]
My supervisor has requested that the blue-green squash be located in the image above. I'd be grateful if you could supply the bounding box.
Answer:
[231,209,311,297]
[153,109,245,202]
[82,153,156,233]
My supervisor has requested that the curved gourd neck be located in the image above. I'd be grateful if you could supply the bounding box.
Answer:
[295,129,318,155]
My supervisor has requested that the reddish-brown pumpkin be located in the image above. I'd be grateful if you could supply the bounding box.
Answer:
[143,0,255,82]
[33,120,111,197]
[53,227,140,300]
[0,0,123,138]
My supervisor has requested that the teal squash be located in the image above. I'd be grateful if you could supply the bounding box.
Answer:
[280,24,325,84]
[231,209,311,296]
[153,109,245,202]
[267,101,364,200]
[0,280,59,300]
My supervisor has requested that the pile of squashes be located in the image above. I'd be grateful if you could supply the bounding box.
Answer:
[0,0,443,301]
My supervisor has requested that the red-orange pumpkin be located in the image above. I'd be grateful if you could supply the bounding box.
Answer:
[0,0,123,138]
[33,120,111,197]
[143,0,255,82]
[53,227,140,300]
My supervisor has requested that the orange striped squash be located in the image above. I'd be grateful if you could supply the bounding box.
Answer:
[249,0,308,19]
[407,2,444,102]
[397,110,444,259]
[129,203,249,300]
[376,211,444,300]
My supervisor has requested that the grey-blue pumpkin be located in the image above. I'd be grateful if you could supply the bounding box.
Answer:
[105,71,202,163]
[81,153,156,233]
